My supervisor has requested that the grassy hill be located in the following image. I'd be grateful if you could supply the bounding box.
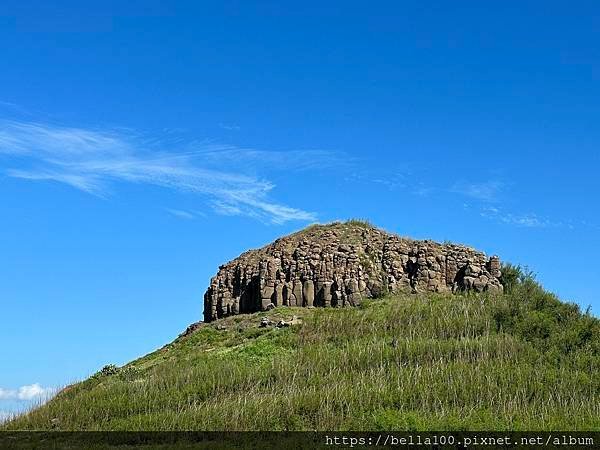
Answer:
[3,267,598,431]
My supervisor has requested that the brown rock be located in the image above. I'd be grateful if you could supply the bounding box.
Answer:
[202,222,504,321]
[292,280,303,307]
[303,280,315,307]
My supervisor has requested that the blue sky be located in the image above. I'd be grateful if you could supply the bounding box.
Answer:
[1,1,599,419]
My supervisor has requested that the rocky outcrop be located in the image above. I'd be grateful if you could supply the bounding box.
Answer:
[203,221,503,322]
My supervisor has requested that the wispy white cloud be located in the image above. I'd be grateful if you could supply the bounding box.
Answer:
[6,169,108,196]
[0,100,19,108]
[211,201,244,217]
[0,383,55,401]
[165,208,196,220]
[192,144,351,172]
[345,165,413,192]
[413,184,434,197]
[0,120,329,224]
[480,206,564,228]
[580,219,600,231]
[370,178,407,190]
[451,180,505,202]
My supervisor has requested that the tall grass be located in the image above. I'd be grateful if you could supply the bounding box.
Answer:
[345,218,374,229]
[3,272,598,431]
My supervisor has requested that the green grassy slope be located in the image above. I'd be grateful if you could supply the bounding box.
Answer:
[3,270,599,431]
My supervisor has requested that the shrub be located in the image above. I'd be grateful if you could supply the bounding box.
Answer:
[118,366,140,381]
[500,263,535,294]
[92,364,120,378]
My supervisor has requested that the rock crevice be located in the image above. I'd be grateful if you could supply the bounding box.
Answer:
[203,222,503,322]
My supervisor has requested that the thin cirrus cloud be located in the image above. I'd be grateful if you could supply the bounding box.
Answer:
[451,180,506,202]
[165,208,197,220]
[452,181,563,228]
[0,119,342,224]
[479,206,564,229]
[455,181,576,229]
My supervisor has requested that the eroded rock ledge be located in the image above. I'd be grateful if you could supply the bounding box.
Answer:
[203,222,503,322]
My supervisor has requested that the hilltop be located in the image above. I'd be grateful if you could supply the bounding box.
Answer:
[204,220,502,322]
[2,222,598,431]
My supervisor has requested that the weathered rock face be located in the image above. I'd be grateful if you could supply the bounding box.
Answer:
[203,222,503,322]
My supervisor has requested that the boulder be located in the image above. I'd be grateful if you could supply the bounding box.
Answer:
[276,320,290,328]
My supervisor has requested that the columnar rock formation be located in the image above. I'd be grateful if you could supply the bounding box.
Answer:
[203,222,503,322]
